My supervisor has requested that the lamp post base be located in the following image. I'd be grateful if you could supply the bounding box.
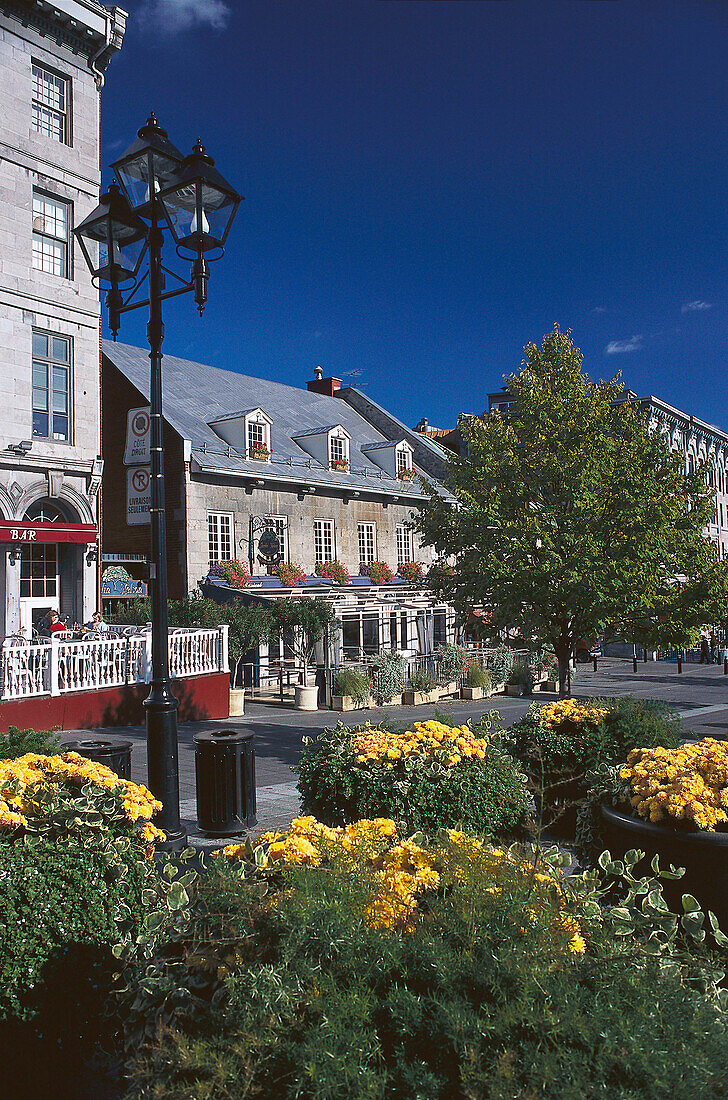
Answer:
[144,683,187,849]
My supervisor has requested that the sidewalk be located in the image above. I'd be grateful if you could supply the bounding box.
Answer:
[64,657,728,849]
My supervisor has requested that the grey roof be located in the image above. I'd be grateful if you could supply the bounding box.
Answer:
[102,342,449,499]
[291,425,342,439]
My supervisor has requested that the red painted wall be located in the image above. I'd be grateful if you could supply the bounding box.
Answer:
[0,672,230,733]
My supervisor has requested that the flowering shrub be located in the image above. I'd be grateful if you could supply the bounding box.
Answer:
[207,559,251,589]
[221,816,584,946]
[504,696,683,836]
[315,559,350,585]
[435,641,468,682]
[397,560,424,583]
[360,559,394,584]
[298,715,528,835]
[620,739,728,830]
[121,833,728,1100]
[427,560,455,585]
[275,561,307,587]
[370,649,407,702]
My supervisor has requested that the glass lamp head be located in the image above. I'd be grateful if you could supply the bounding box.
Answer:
[159,140,242,253]
[111,114,184,219]
[74,182,148,282]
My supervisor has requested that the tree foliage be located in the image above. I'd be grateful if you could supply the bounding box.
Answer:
[417,325,728,694]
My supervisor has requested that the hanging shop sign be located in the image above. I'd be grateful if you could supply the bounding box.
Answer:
[123,406,152,466]
[126,466,151,525]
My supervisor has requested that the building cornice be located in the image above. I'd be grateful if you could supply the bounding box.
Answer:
[0,0,126,73]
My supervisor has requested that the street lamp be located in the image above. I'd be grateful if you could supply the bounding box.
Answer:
[75,115,242,849]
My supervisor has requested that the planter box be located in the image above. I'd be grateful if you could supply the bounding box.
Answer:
[229,688,245,717]
[376,694,403,707]
[460,686,485,701]
[437,681,458,698]
[402,689,439,706]
[331,694,372,712]
[506,684,526,697]
[542,679,559,693]
[489,681,505,694]
[601,802,728,932]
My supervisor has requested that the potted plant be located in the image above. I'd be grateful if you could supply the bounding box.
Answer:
[331,667,372,711]
[397,561,424,584]
[208,559,251,590]
[249,441,270,461]
[371,651,406,706]
[316,560,351,585]
[435,643,468,696]
[402,668,438,705]
[488,644,513,693]
[506,658,534,697]
[599,739,728,930]
[461,662,491,701]
[331,457,349,472]
[267,599,339,710]
[398,466,416,481]
[275,562,307,588]
[360,561,394,585]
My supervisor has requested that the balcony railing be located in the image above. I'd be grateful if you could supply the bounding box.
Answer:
[1,626,229,702]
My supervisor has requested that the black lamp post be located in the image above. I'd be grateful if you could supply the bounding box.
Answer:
[75,115,241,849]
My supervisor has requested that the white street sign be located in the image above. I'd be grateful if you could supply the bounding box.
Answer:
[124,407,151,466]
[126,466,151,525]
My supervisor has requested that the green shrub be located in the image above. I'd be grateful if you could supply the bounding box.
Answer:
[332,668,371,704]
[409,669,435,693]
[435,642,468,682]
[503,695,683,835]
[0,725,61,760]
[507,656,533,689]
[489,644,514,683]
[466,663,491,691]
[370,651,406,703]
[120,837,728,1100]
[297,715,528,836]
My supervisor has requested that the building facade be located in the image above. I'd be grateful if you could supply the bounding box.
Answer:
[101,345,459,659]
[0,0,125,636]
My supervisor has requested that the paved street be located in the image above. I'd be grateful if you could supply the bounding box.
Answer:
[69,657,728,845]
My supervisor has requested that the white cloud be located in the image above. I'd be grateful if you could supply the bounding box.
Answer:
[681,300,713,313]
[592,306,607,314]
[604,335,643,355]
[138,0,231,35]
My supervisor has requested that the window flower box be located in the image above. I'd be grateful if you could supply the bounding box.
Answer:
[398,467,416,481]
[249,443,270,460]
[331,458,349,472]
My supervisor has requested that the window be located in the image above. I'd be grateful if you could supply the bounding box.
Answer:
[247,419,268,457]
[314,519,334,563]
[433,611,448,647]
[329,434,348,469]
[208,512,233,564]
[32,62,70,144]
[32,331,70,441]
[396,523,413,567]
[32,192,71,277]
[396,447,413,476]
[20,544,58,598]
[358,522,376,565]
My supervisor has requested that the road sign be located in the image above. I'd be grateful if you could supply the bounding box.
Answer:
[124,407,151,466]
[126,466,151,525]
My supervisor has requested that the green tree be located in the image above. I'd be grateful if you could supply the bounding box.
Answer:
[416,325,728,695]
[269,599,339,682]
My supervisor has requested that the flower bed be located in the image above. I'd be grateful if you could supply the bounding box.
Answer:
[298,716,528,835]
[119,821,728,1100]
[620,739,728,830]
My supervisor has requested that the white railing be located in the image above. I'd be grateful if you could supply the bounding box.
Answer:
[1,626,229,703]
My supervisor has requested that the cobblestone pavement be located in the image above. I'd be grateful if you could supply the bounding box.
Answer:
[66,657,728,848]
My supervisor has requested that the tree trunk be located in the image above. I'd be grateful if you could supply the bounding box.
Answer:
[555,646,571,698]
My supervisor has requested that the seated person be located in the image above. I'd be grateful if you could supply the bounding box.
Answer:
[46,610,67,635]
[85,610,108,633]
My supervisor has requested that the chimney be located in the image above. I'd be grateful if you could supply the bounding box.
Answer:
[307,365,342,397]
[415,418,429,433]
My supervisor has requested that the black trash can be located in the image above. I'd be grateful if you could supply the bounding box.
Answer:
[61,735,133,780]
[193,730,257,836]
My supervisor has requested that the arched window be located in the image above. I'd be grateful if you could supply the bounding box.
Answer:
[24,499,70,523]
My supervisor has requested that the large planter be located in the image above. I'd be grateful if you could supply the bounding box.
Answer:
[229,688,245,717]
[600,802,728,931]
[331,694,371,712]
[489,681,506,695]
[294,684,319,711]
[541,679,559,694]
[402,689,439,706]
[437,681,458,698]
[460,686,484,701]
[376,694,403,708]
[506,684,526,697]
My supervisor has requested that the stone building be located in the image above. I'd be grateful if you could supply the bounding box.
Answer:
[0,0,125,635]
[101,344,459,659]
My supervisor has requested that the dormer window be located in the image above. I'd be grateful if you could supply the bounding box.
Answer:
[396,444,415,480]
[244,410,272,461]
[329,433,349,471]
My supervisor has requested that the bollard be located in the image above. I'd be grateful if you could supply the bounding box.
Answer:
[593,656,598,672]
[724,657,727,676]
[633,657,638,673]
[643,649,648,663]
[677,656,682,674]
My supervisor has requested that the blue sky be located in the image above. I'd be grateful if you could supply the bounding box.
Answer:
[102,0,728,430]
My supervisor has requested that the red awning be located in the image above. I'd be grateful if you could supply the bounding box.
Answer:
[0,520,97,544]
